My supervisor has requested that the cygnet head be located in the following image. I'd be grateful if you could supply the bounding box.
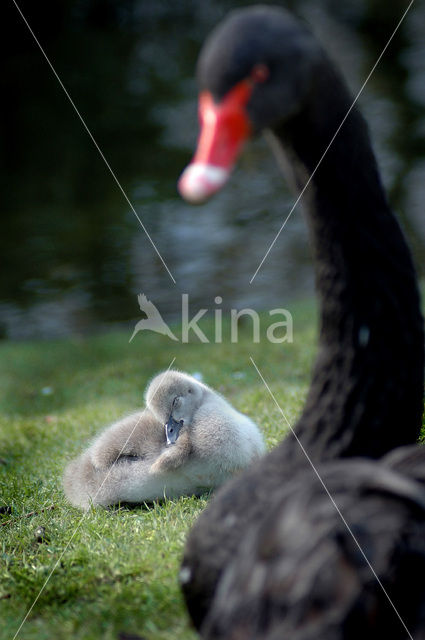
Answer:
[146,371,206,442]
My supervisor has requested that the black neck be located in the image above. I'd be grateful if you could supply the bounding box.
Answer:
[271,65,424,461]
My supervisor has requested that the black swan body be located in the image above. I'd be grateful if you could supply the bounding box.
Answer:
[201,446,425,640]
[177,5,424,635]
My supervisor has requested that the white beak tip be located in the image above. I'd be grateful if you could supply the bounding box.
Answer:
[178,163,230,204]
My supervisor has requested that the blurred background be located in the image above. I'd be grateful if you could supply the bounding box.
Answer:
[1,0,425,340]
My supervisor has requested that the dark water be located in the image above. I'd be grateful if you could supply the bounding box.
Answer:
[2,0,425,339]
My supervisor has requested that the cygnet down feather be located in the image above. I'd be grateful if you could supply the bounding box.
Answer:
[63,370,264,509]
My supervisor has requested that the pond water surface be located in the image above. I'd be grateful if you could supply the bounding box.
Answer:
[2,0,425,339]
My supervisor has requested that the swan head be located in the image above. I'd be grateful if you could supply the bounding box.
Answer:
[178,6,322,203]
[145,371,205,442]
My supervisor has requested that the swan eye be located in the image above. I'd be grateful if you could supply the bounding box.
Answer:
[250,63,269,84]
[118,453,143,463]
[188,388,192,394]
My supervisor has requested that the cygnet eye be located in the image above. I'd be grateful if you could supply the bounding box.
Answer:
[188,388,192,394]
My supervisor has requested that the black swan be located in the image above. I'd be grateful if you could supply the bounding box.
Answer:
[177,5,425,632]
[201,446,425,640]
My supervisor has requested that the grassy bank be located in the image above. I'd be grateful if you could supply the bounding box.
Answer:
[0,295,421,640]
[0,299,317,640]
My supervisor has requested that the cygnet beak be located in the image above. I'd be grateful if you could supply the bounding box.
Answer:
[165,415,184,445]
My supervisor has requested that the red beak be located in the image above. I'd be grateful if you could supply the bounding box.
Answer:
[178,80,253,204]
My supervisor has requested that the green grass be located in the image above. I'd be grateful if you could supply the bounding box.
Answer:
[0,299,317,640]
[2,292,422,640]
